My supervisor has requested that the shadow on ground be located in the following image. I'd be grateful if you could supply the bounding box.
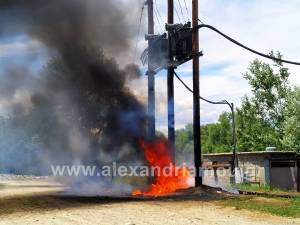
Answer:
[0,186,229,216]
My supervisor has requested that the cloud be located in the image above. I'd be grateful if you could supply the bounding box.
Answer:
[0,38,42,57]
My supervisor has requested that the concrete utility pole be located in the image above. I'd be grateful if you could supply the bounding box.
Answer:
[147,0,155,140]
[168,0,175,162]
[192,0,202,186]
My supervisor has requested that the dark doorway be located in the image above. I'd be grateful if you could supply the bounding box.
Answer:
[270,161,297,191]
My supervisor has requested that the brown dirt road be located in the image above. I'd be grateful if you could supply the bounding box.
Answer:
[0,176,299,225]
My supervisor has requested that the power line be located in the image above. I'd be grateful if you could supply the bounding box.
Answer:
[173,70,230,106]
[197,18,205,24]
[174,5,182,24]
[134,3,145,62]
[174,70,238,172]
[201,96,230,106]
[153,6,164,33]
[183,0,190,20]
[174,70,192,92]
[154,0,164,27]
[176,0,185,22]
[195,24,300,66]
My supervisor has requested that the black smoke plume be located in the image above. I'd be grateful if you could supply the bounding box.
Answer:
[0,0,148,181]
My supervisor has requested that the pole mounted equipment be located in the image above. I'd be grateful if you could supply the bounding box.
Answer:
[165,22,201,68]
[142,22,199,72]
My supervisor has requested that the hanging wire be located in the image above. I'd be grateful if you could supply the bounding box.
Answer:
[173,70,238,172]
[183,0,190,21]
[133,2,145,62]
[154,6,164,33]
[177,0,186,22]
[174,5,182,24]
[197,18,205,24]
[195,24,300,66]
[173,70,231,105]
[154,0,165,28]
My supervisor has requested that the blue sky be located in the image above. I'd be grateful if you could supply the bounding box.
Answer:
[1,0,300,133]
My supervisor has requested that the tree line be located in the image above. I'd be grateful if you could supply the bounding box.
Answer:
[175,51,300,159]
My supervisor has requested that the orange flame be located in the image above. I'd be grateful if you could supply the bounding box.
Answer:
[132,138,191,196]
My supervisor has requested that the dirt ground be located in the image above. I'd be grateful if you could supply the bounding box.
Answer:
[0,176,299,225]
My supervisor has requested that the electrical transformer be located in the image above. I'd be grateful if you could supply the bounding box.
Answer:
[141,22,193,73]
[167,22,193,62]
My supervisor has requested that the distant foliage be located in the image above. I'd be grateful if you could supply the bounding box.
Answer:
[175,112,232,160]
[282,87,300,151]
[175,124,194,163]
[175,51,300,154]
[201,113,232,153]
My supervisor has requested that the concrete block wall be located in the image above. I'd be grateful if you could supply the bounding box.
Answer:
[203,154,268,188]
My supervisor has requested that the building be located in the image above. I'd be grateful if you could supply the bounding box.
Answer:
[203,151,300,192]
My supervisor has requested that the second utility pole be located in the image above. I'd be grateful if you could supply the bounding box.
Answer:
[147,0,155,140]
[168,0,175,162]
[192,0,202,186]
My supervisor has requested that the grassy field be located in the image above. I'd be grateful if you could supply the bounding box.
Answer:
[235,183,300,196]
[218,183,300,218]
[219,196,300,218]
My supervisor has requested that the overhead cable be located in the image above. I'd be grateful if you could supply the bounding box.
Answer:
[195,24,300,66]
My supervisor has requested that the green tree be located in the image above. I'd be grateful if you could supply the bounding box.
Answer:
[243,51,290,127]
[201,113,232,153]
[237,97,278,151]
[175,124,193,162]
[237,51,290,151]
[175,112,232,158]
[282,87,300,151]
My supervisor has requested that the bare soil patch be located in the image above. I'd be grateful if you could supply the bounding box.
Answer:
[0,176,299,225]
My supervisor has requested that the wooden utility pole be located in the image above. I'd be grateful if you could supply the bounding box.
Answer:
[147,0,155,140]
[192,0,202,186]
[167,0,175,161]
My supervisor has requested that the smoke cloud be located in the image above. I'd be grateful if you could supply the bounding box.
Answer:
[0,0,148,193]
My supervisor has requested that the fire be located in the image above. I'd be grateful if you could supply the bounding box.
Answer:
[132,138,191,196]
